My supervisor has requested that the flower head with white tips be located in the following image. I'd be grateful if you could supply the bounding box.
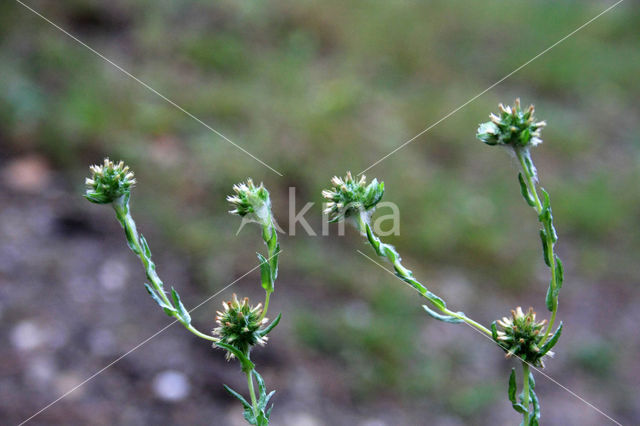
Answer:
[213,294,268,360]
[227,179,273,229]
[477,99,546,149]
[321,172,384,223]
[85,158,136,204]
[494,306,552,367]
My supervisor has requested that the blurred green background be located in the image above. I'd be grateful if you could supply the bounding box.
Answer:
[1,0,639,425]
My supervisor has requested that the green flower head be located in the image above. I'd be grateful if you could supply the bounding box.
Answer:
[477,99,546,148]
[227,179,272,227]
[213,294,267,360]
[322,172,384,222]
[495,307,551,367]
[85,158,136,204]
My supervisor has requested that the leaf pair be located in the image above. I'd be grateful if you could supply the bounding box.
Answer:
[224,370,275,426]
[145,284,191,326]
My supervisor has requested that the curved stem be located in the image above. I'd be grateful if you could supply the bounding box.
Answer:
[522,362,531,425]
[360,212,491,336]
[113,196,216,341]
[185,324,218,342]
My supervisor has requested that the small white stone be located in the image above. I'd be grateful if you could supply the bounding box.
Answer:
[11,320,45,351]
[283,413,321,426]
[99,259,129,292]
[89,329,116,356]
[152,370,190,402]
[360,420,387,426]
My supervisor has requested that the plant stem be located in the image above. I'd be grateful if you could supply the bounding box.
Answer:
[260,291,271,322]
[185,324,218,341]
[246,370,258,416]
[113,196,173,307]
[112,196,215,343]
[522,362,531,425]
[259,222,278,322]
[358,212,492,336]
[515,149,559,344]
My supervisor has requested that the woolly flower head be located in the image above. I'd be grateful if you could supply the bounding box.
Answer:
[495,307,551,367]
[227,179,272,227]
[476,99,546,149]
[85,158,136,204]
[213,294,268,360]
[322,172,384,222]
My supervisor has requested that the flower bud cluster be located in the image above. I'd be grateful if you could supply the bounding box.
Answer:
[476,99,546,148]
[227,179,272,227]
[85,158,136,204]
[322,172,384,222]
[495,307,551,367]
[213,294,268,360]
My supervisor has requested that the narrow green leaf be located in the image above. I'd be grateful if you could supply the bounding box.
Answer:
[223,384,252,410]
[270,243,280,282]
[253,370,266,398]
[264,390,275,409]
[545,284,555,312]
[539,322,563,356]
[144,283,176,316]
[524,155,535,178]
[255,412,269,426]
[512,402,528,415]
[529,385,540,425]
[541,188,551,210]
[540,230,551,267]
[555,256,564,290]
[215,342,255,372]
[518,173,535,206]
[258,313,282,337]
[139,234,152,260]
[171,287,191,325]
[508,368,517,404]
[382,243,399,263]
[528,371,536,390]
[424,291,446,310]
[365,224,381,254]
[423,305,463,323]
[257,253,273,292]
[491,321,499,342]
[243,408,257,425]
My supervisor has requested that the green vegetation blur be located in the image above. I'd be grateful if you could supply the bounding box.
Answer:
[2,0,638,420]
